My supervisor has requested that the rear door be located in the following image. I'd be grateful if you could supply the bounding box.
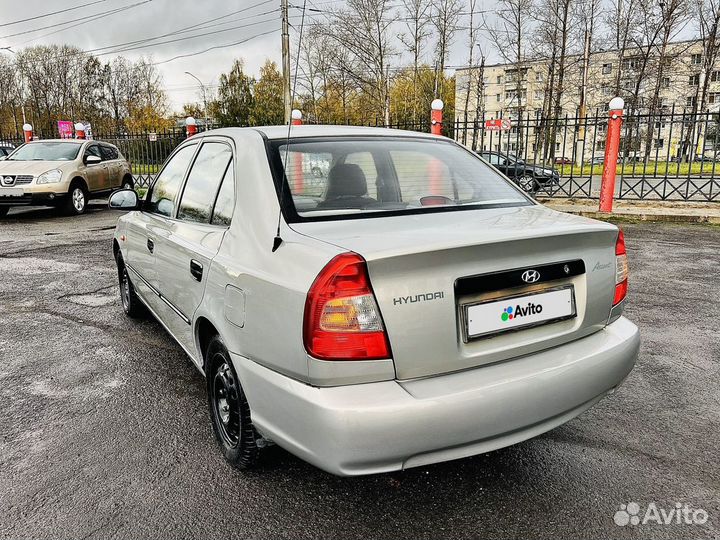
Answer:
[152,138,234,356]
[125,143,199,314]
[100,143,121,188]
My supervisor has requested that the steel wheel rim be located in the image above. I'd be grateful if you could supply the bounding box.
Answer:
[212,356,240,447]
[121,268,130,310]
[72,188,85,212]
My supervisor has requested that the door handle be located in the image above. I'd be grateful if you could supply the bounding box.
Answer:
[146,238,154,253]
[190,259,203,281]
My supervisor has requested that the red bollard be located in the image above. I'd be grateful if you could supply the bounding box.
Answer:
[185,117,197,137]
[599,97,625,213]
[22,123,33,143]
[430,99,444,136]
[74,122,86,139]
[291,109,302,126]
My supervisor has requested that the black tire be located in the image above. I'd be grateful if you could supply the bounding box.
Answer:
[64,181,89,215]
[518,175,539,195]
[121,175,134,191]
[0,207,9,218]
[115,253,146,318]
[206,335,260,470]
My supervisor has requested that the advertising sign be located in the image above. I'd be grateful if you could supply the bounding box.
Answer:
[484,118,512,131]
[57,121,74,139]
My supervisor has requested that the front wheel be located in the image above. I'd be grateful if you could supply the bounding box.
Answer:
[116,253,146,318]
[206,335,260,470]
[64,184,88,215]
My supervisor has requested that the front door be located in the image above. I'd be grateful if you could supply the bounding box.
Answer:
[82,143,108,192]
[100,143,121,188]
[152,139,234,360]
[127,142,199,320]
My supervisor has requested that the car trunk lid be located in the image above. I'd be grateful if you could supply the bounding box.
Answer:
[291,205,619,380]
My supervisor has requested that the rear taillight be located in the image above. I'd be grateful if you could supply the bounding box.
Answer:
[613,229,629,305]
[303,253,391,360]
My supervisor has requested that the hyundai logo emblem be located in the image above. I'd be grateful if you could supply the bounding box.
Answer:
[521,269,541,283]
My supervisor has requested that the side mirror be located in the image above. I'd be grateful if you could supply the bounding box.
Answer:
[85,154,102,165]
[109,189,139,210]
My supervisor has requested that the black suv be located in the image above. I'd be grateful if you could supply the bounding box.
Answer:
[479,151,560,194]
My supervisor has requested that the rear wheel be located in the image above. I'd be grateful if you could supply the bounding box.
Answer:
[64,182,88,215]
[115,253,146,318]
[206,335,260,470]
[518,175,538,195]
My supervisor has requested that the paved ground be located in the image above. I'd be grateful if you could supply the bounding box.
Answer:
[0,205,718,540]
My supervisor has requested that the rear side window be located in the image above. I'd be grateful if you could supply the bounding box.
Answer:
[211,161,235,226]
[100,144,118,160]
[147,144,197,217]
[178,142,232,223]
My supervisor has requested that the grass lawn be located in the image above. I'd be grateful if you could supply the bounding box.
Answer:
[556,161,720,176]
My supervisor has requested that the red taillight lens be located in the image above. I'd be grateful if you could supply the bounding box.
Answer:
[303,253,391,360]
[613,229,629,305]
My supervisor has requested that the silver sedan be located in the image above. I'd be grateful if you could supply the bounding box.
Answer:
[109,126,639,476]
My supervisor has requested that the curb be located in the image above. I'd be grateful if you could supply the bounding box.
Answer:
[549,209,720,224]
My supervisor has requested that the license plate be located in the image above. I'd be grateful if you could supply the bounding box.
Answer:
[464,286,576,340]
[0,188,24,197]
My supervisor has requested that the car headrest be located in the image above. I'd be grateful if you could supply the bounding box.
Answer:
[325,163,368,198]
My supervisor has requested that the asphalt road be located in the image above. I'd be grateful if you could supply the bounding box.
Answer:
[0,204,718,540]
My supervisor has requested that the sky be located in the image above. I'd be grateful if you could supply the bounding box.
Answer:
[0,0,497,113]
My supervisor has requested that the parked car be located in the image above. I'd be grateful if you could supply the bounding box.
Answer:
[109,126,639,476]
[0,141,15,158]
[553,156,573,165]
[0,139,133,217]
[478,151,560,194]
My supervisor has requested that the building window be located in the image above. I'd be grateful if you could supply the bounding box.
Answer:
[711,70,720,82]
[602,63,612,74]
[654,139,664,149]
[596,140,606,151]
[660,98,670,109]
[497,75,502,84]
[709,92,720,104]
[689,74,700,86]
[496,93,501,102]
[662,77,670,88]
[687,96,697,107]
[691,53,702,65]
[505,91,514,100]
[534,90,543,100]
[622,57,640,69]
[535,72,543,82]
[654,121,667,129]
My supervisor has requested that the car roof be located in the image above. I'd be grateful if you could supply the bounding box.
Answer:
[27,139,85,145]
[203,125,447,141]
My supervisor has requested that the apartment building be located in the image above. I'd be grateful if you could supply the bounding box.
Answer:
[454,39,720,159]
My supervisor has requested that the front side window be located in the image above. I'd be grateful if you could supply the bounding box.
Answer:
[84,144,101,160]
[178,142,232,223]
[8,142,82,161]
[147,144,197,217]
[272,138,529,221]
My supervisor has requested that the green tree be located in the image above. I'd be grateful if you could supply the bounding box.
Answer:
[251,60,284,126]
[211,59,254,127]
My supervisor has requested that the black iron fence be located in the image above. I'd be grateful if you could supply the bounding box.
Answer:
[451,107,720,202]
[2,109,719,201]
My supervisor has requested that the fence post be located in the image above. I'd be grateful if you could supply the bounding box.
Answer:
[74,122,86,140]
[599,97,624,213]
[185,117,197,137]
[22,123,33,143]
[431,99,444,136]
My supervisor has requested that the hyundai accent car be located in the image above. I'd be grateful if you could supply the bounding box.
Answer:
[109,126,639,476]
[0,139,132,217]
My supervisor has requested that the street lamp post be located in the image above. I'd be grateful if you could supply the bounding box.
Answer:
[185,71,209,130]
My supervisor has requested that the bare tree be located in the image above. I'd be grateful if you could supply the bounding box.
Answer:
[431,0,462,99]
[399,0,432,122]
[488,0,534,154]
[324,0,398,125]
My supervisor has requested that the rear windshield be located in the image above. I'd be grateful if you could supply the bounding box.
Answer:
[9,142,81,161]
[270,137,530,221]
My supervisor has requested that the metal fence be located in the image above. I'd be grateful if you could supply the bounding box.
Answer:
[451,108,720,202]
[2,110,719,201]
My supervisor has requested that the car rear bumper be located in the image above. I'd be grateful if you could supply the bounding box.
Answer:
[233,316,639,476]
